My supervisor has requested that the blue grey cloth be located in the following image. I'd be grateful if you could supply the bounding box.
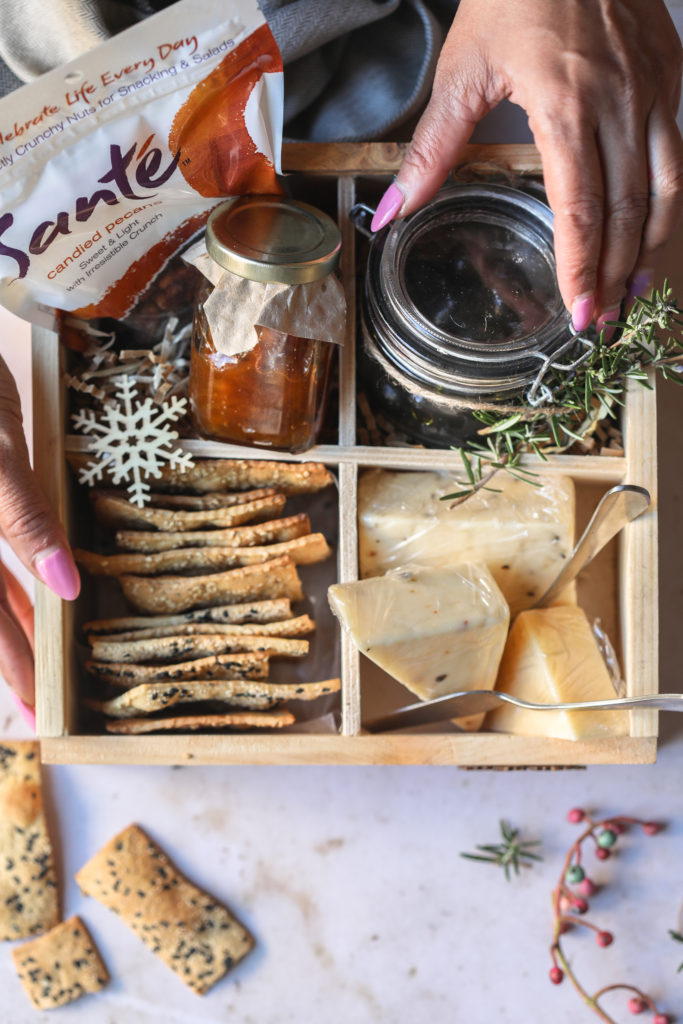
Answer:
[262,0,443,141]
[0,0,454,142]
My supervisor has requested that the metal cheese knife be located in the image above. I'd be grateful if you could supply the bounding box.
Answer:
[364,690,683,733]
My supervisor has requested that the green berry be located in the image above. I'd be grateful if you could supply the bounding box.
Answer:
[566,864,585,884]
[597,828,617,848]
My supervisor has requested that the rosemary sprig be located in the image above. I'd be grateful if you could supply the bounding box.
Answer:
[460,819,543,880]
[668,929,683,972]
[442,284,683,506]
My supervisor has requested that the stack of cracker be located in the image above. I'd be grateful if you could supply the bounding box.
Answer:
[71,458,341,733]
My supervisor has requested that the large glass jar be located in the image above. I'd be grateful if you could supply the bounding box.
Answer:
[189,195,342,453]
[356,182,577,448]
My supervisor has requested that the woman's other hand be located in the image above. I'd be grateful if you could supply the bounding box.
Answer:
[0,355,79,708]
[372,0,683,334]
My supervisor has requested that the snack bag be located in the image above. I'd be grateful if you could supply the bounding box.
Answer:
[0,0,283,327]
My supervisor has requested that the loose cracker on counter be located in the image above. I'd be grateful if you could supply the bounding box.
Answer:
[75,824,253,994]
[0,741,59,941]
[12,916,108,1010]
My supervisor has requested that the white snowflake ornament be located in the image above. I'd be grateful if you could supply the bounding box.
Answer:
[73,375,194,506]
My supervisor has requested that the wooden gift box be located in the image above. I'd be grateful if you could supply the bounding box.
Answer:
[32,143,658,766]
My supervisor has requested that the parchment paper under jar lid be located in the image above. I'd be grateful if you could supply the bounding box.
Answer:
[186,195,346,357]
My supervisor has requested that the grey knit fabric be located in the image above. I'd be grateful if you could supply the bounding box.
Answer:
[0,0,451,142]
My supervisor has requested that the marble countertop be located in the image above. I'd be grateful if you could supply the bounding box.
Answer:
[1,268,682,1024]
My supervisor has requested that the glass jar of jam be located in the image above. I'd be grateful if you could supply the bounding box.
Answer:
[356,182,577,448]
[190,195,343,453]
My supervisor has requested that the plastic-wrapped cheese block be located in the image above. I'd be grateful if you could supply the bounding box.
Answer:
[485,605,628,740]
[358,469,575,616]
[328,563,509,708]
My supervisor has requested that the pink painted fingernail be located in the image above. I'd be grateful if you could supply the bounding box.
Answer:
[596,308,621,342]
[9,689,36,731]
[626,269,654,304]
[571,294,595,332]
[35,548,80,600]
[371,183,405,232]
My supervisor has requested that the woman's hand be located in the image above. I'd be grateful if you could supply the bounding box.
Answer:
[372,0,683,334]
[0,355,80,708]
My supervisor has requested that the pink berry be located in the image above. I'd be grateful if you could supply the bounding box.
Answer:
[549,967,564,985]
[653,1014,669,1024]
[627,996,646,1013]
[595,847,611,860]
[643,822,662,835]
[573,897,589,914]
[597,931,613,947]
[559,895,572,913]
[578,878,597,896]
[567,808,585,823]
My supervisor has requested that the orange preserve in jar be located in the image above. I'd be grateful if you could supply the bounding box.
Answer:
[189,195,344,453]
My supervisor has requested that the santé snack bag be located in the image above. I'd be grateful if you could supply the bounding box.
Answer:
[0,0,283,327]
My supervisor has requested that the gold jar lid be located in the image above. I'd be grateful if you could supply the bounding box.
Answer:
[206,195,341,285]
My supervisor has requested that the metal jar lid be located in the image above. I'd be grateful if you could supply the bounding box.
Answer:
[206,195,342,285]
[361,182,574,398]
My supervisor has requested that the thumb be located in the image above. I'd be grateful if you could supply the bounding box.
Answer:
[0,357,80,600]
[371,48,493,231]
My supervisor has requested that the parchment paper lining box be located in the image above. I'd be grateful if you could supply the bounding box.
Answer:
[32,143,658,767]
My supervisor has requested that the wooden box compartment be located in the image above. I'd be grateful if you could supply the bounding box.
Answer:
[33,143,658,766]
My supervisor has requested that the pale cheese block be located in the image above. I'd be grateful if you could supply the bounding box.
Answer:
[328,563,510,712]
[485,605,628,740]
[358,469,576,616]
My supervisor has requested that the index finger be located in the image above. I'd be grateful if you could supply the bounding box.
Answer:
[533,118,604,331]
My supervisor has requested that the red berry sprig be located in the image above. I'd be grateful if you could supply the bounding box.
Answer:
[549,809,667,1024]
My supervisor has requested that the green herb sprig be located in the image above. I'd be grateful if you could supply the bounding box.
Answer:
[460,818,543,880]
[668,928,683,972]
[443,284,682,506]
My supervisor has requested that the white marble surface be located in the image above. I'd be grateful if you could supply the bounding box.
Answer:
[1,265,683,1024]
[1,6,683,1013]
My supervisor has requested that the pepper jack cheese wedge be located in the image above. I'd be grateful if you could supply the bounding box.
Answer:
[358,469,576,616]
[328,563,509,707]
[485,606,629,740]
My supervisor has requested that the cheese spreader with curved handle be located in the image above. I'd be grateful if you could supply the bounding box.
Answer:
[532,483,651,609]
